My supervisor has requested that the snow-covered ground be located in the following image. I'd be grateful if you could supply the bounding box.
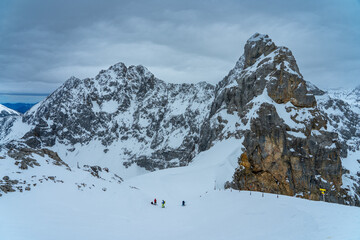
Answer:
[1,139,360,240]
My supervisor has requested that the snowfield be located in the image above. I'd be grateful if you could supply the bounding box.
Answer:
[1,139,359,240]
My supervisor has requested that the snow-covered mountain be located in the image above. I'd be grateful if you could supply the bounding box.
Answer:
[0,104,19,117]
[0,33,359,206]
[22,64,214,170]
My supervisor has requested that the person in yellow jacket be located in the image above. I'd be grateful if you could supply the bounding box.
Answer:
[162,200,165,208]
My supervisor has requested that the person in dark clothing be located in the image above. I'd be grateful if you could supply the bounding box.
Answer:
[182,200,185,206]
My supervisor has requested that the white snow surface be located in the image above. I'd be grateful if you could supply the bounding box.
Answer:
[1,139,359,240]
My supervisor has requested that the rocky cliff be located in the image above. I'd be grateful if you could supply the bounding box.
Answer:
[202,33,358,205]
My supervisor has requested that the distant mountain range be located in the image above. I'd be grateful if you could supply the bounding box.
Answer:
[1,103,37,114]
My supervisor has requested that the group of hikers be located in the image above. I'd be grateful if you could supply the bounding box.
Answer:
[151,198,185,208]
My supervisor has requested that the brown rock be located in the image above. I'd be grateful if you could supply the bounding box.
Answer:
[231,103,344,204]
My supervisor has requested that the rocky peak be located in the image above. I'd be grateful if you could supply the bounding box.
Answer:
[200,33,359,205]
[266,46,315,108]
[244,33,277,68]
[95,63,154,85]
[243,33,315,108]
[212,33,316,120]
[128,65,154,79]
[108,62,127,74]
[125,65,156,91]
[62,76,81,90]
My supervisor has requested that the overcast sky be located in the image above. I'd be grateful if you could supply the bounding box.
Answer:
[1,0,359,101]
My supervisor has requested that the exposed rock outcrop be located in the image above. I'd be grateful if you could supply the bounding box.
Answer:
[203,33,358,205]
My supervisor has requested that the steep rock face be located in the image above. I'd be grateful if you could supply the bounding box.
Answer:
[266,47,316,108]
[234,103,345,203]
[22,64,215,170]
[208,33,316,121]
[202,33,355,205]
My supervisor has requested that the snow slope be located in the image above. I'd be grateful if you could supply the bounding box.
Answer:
[1,139,359,240]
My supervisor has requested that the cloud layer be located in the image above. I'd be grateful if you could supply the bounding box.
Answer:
[1,0,359,94]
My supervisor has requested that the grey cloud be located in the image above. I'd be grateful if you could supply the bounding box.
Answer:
[0,0,359,94]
